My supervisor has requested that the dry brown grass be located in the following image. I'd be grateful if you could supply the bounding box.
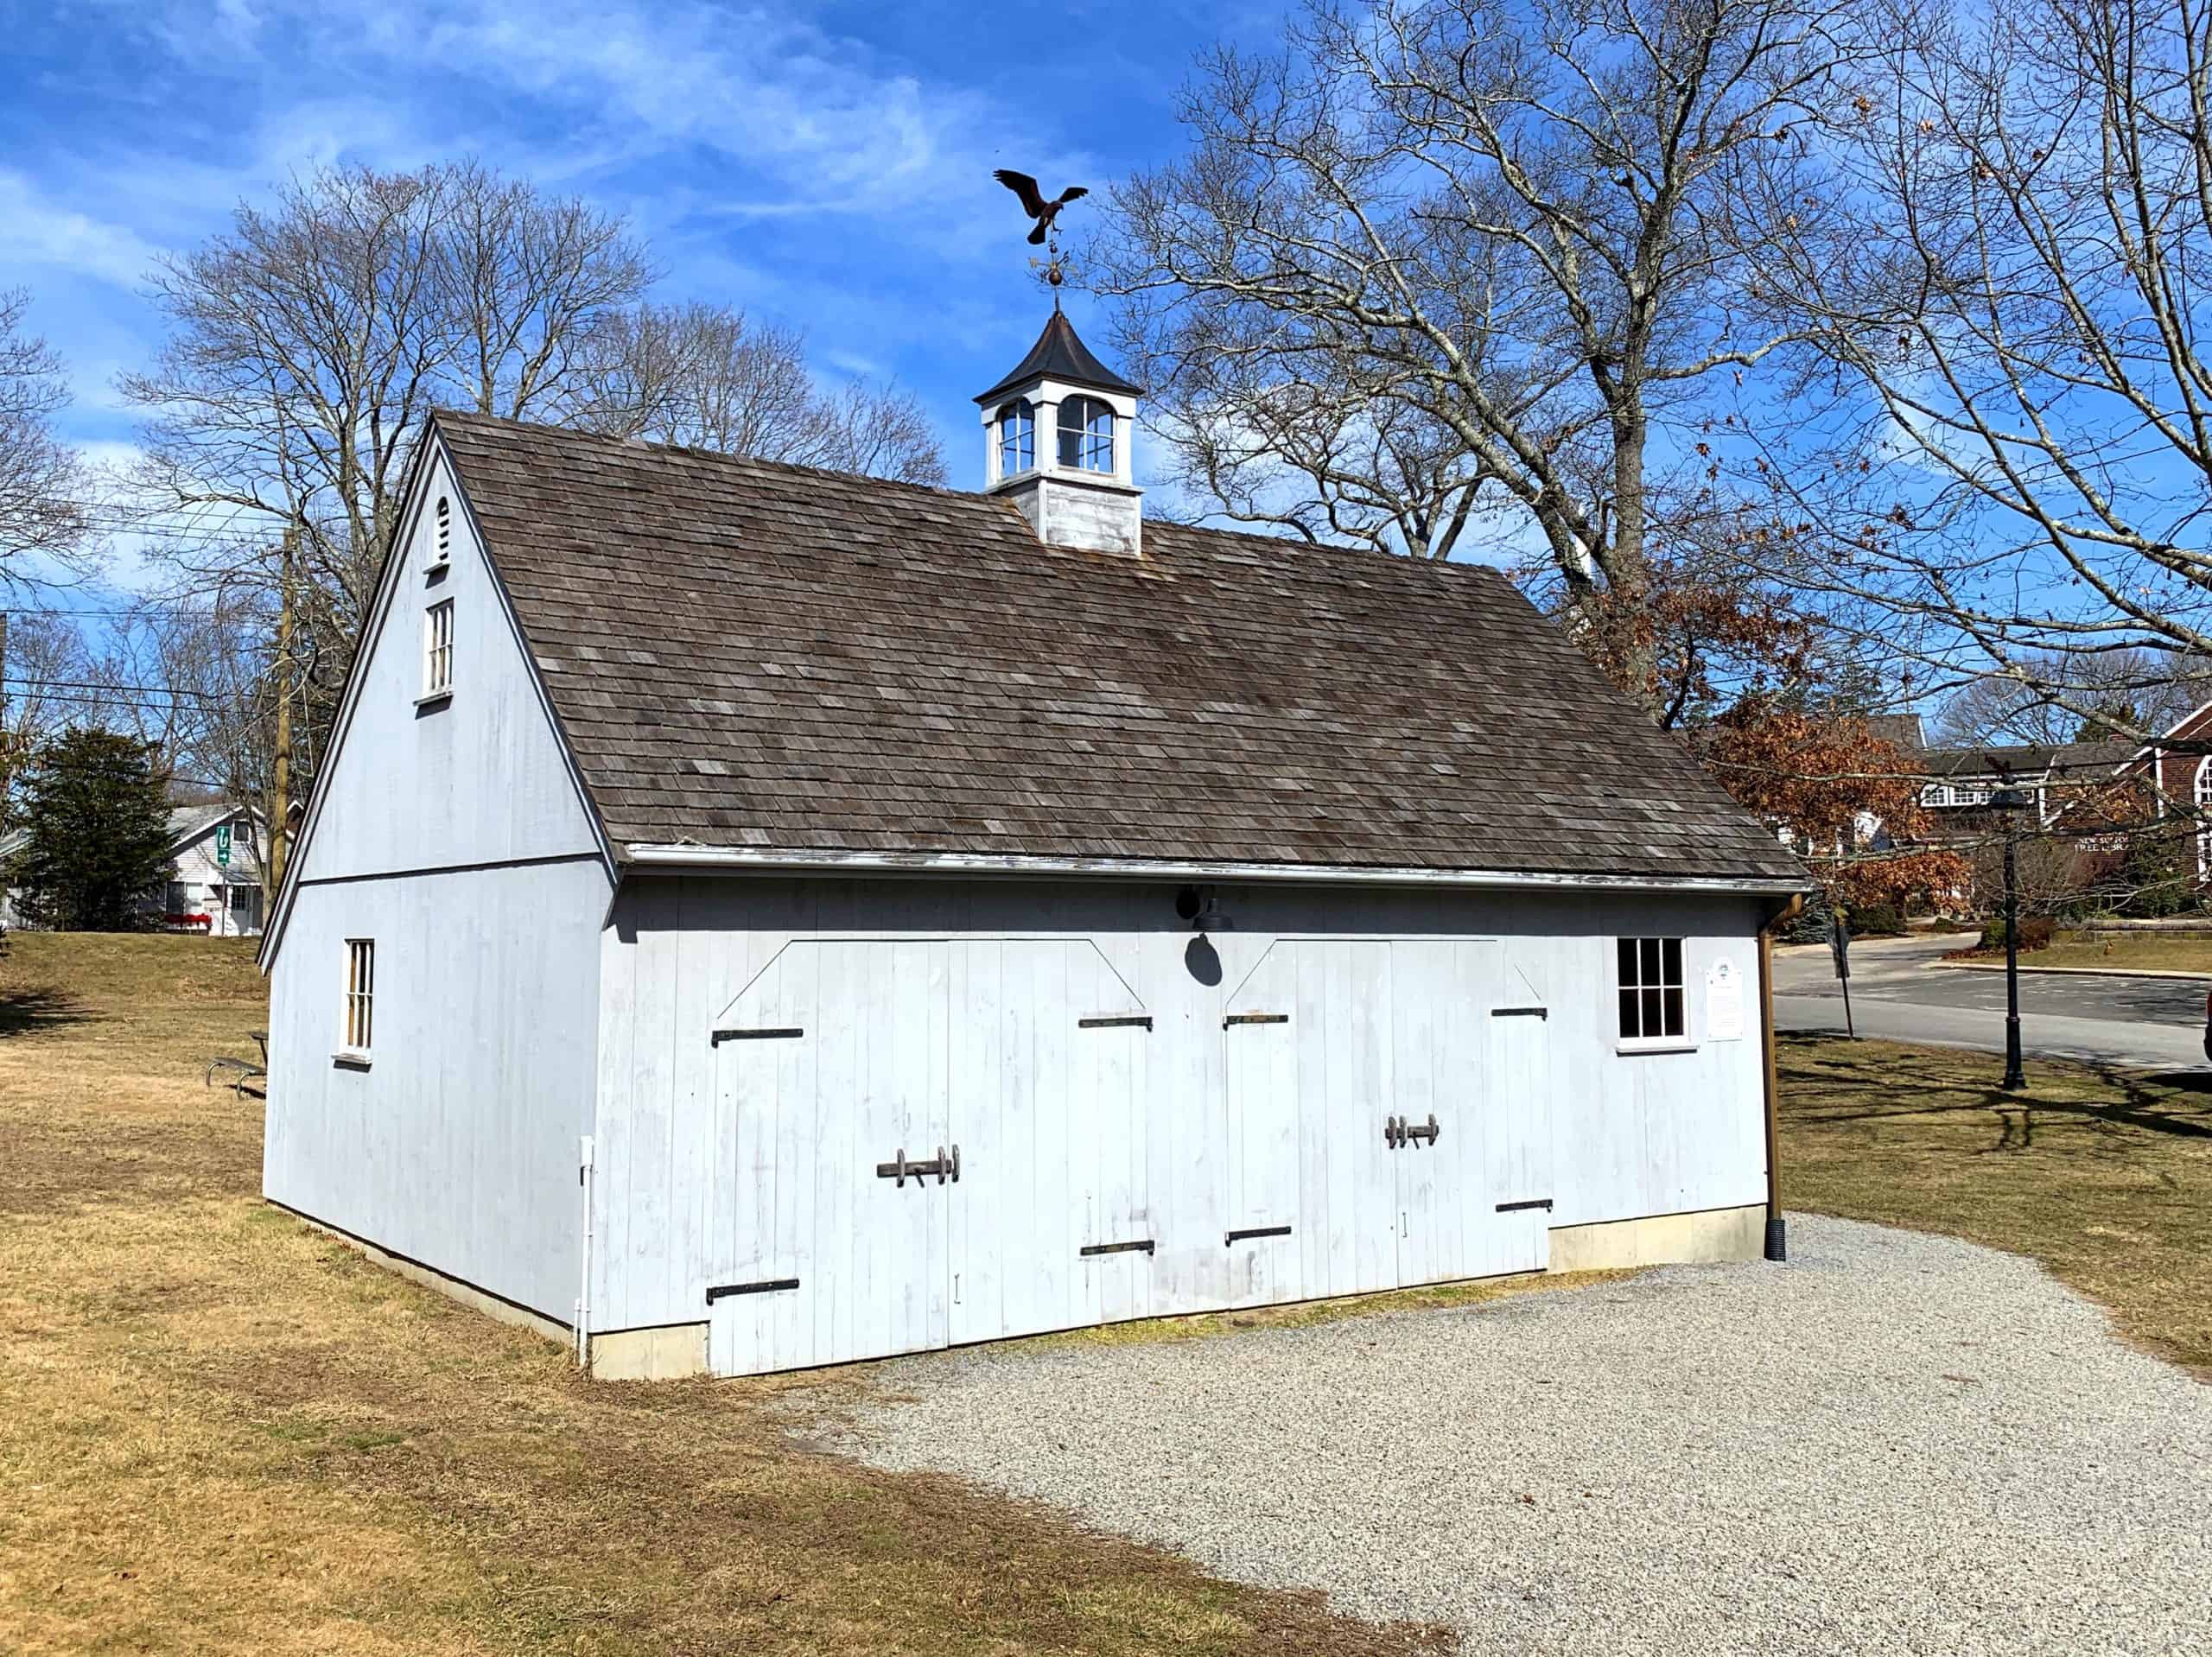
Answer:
[0,932,1450,1656]
[2040,930,2212,976]
[1777,1032,2212,1379]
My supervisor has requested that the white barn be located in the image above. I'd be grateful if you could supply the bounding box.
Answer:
[260,315,1808,1381]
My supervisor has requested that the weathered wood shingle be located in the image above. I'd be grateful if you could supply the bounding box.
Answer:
[435,410,1805,884]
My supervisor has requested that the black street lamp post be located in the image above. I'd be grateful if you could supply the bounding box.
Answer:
[1989,776,2031,1091]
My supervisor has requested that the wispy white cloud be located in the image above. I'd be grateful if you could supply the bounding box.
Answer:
[0,173,161,288]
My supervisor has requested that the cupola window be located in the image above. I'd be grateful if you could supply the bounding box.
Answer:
[1058,396,1113,473]
[997,399,1035,475]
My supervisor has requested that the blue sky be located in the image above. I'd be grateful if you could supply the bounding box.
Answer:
[2,0,1283,587]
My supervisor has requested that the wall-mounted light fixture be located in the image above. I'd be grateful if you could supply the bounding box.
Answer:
[1175,885,1232,932]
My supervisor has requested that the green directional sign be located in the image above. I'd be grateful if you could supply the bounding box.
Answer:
[215,823,232,867]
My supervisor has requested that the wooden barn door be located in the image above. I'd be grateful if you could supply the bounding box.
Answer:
[707,940,953,1376]
[1387,939,1501,1287]
[947,939,1152,1345]
[1222,941,1401,1308]
[1481,972,1555,1276]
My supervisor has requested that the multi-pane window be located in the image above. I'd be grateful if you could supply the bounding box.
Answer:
[2196,759,2212,876]
[343,939,375,1053]
[997,399,1034,475]
[1617,936,1686,1043]
[1057,395,1113,472]
[424,600,454,698]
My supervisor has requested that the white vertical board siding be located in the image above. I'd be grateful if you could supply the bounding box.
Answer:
[262,438,612,1326]
[593,877,1770,1369]
[284,447,601,886]
[262,856,609,1322]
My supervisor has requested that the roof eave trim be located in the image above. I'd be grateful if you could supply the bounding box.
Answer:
[621,843,1807,895]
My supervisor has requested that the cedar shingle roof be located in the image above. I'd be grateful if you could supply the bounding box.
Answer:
[435,410,1805,886]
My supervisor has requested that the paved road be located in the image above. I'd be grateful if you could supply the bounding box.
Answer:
[823,1217,2212,1656]
[1775,930,2209,1071]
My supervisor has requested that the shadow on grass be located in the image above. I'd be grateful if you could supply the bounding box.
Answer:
[1778,1032,2212,1142]
[0,985,92,1038]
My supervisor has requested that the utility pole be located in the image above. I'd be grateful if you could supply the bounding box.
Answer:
[267,524,296,899]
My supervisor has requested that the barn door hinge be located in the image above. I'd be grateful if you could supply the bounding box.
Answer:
[711,1025,804,1045]
[1223,1011,1289,1029]
[1384,1114,1440,1149]
[875,1146,960,1187]
[1496,1197,1554,1214]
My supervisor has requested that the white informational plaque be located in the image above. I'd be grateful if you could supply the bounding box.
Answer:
[1706,958,1746,1042]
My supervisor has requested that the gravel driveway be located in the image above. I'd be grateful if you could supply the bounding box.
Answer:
[814,1216,2211,1655]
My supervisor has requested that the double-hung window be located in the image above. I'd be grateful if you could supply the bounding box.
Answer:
[423,600,454,700]
[341,939,375,1057]
[1617,936,1687,1045]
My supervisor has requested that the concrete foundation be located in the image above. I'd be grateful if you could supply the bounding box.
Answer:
[591,1323,709,1381]
[1546,1203,1766,1273]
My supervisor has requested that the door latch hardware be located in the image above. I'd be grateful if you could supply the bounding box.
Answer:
[706,1277,800,1303]
[1079,1239,1157,1258]
[1495,1197,1554,1213]
[876,1145,960,1187]
[1384,1114,1440,1148]
[1225,1224,1293,1245]
[711,1025,804,1044]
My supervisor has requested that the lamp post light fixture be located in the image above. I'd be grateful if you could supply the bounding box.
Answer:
[1987,776,2032,1092]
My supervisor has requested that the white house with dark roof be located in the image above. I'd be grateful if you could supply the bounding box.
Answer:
[260,313,1808,1381]
[2,800,266,935]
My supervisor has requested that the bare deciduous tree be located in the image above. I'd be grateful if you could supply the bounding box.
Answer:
[1753,0,2212,769]
[124,161,652,631]
[1100,0,1865,698]
[565,302,945,484]
[0,610,91,828]
[0,290,92,583]
[1934,651,2212,749]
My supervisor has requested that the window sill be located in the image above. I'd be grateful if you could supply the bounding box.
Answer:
[415,689,453,709]
[1617,1038,1698,1056]
[332,1050,372,1070]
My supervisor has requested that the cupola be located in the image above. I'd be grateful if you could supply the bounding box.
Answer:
[976,308,1144,556]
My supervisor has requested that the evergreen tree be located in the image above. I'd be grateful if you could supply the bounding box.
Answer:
[8,731,174,931]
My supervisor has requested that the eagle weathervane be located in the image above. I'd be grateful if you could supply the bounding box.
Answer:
[994,168,1088,298]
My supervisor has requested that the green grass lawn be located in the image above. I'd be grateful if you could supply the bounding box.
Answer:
[1777,1032,2212,1378]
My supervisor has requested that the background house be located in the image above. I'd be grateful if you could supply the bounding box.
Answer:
[1,800,266,934]
[261,317,1807,1381]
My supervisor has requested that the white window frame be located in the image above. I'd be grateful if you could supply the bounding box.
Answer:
[340,938,375,1062]
[429,494,452,569]
[1617,936,1694,1052]
[1057,395,1114,473]
[997,399,1035,477]
[422,598,454,702]
[2196,757,2212,879]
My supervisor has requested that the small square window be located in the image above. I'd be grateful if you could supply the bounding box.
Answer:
[342,938,375,1055]
[1618,936,1686,1043]
[423,600,454,699]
